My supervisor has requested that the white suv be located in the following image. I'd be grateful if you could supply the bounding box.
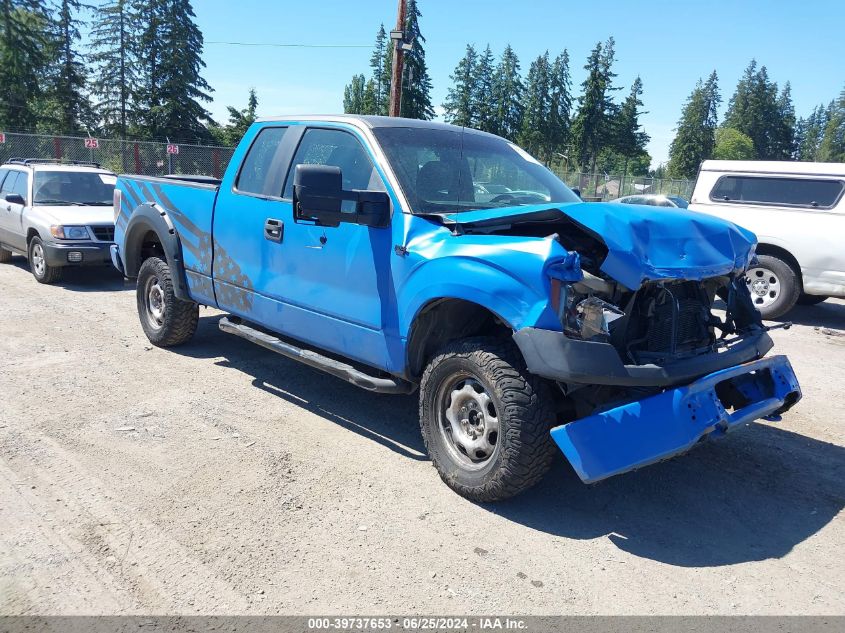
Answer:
[689,160,845,318]
[0,159,117,284]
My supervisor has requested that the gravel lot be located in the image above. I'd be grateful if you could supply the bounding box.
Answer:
[1,258,843,615]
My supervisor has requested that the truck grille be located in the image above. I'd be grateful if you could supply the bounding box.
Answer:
[89,225,115,242]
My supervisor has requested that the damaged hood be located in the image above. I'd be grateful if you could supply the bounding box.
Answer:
[440,202,757,289]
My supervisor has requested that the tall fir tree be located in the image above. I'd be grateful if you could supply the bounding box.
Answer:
[796,103,830,161]
[343,73,367,114]
[369,24,389,115]
[666,71,720,179]
[613,76,650,171]
[90,0,137,138]
[545,50,571,160]
[818,86,845,162]
[0,0,52,130]
[399,0,433,120]
[774,82,796,159]
[210,88,258,146]
[131,0,165,136]
[518,51,551,159]
[442,44,477,127]
[473,45,496,133]
[570,38,620,173]
[46,0,89,133]
[149,0,214,141]
[490,44,523,140]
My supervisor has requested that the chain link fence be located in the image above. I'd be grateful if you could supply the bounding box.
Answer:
[553,170,694,202]
[0,132,235,179]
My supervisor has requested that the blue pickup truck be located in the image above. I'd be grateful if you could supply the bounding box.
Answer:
[111,115,801,501]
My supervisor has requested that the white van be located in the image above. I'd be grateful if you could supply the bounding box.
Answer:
[689,160,845,318]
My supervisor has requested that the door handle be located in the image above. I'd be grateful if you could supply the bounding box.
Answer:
[264,218,283,243]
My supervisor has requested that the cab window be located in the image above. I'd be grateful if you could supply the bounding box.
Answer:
[282,128,384,201]
[235,127,289,197]
[711,175,844,209]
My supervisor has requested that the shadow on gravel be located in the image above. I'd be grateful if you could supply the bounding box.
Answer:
[9,256,129,292]
[174,314,425,461]
[174,314,844,568]
[487,423,845,567]
[772,299,845,330]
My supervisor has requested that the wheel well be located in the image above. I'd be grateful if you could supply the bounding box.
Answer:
[755,243,802,289]
[26,228,39,244]
[137,230,166,269]
[406,299,513,379]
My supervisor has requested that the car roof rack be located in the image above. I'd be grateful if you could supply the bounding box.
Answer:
[5,158,102,168]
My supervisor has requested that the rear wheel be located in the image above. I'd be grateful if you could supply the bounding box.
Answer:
[745,255,799,320]
[0,247,12,263]
[136,256,198,347]
[797,293,828,306]
[419,337,557,502]
[28,236,63,284]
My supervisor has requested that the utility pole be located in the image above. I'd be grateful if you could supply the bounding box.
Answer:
[388,0,408,117]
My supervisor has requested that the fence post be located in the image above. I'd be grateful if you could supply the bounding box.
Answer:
[53,137,61,160]
[213,149,221,179]
[134,142,141,173]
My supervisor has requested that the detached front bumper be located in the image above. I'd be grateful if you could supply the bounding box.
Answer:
[551,354,801,483]
[42,241,112,267]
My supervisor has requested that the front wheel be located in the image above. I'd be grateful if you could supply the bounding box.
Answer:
[419,337,558,502]
[28,236,63,284]
[745,255,800,320]
[136,256,198,347]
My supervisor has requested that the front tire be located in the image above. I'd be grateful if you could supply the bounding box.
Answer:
[419,337,558,502]
[28,236,63,284]
[745,255,800,320]
[136,256,198,347]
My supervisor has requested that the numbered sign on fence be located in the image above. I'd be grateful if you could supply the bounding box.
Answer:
[85,137,99,149]
[167,144,179,155]
[0,132,6,144]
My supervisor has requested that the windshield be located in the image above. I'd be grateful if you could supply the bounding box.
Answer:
[372,127,581,214]
[33,171,116,206]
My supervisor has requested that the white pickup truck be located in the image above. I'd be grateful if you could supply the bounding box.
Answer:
[689,160,845,318]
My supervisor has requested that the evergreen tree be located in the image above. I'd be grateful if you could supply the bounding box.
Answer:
[46,0,89,133]
[518,51,551,159]
[0,0,51,130]
[131,0,166,136]
[490,44,523,140]
[473,44,495,132]
[90,0,137,138]
[399,0,433,120]
[818,87,845,162]
[210,88,258,146]
[442,44,477,127]
[343,73,367,114]
[369,24,389,115]
[570,38,620,173]
[148,0,214,141]
[546,50,571,160]
[724,60,794,160]
[796,104,829,161]
[666,71,720,179]
[612,76,649,172]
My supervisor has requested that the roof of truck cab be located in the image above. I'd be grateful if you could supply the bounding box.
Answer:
[700,160,845,177]
[255,114,499,137]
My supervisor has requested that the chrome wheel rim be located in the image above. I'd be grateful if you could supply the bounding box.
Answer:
[746,267,781,309]
[31,243,45,277]
[143,275,166,329]
[437,374,500,470]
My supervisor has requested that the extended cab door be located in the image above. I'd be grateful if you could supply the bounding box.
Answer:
[212,124,396,370]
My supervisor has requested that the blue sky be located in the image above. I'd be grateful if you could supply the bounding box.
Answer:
[194,0,845,166]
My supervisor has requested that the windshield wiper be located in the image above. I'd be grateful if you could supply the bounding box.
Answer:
[78,201,112,206]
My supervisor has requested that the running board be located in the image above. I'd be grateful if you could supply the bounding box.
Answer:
[218,316,415,394]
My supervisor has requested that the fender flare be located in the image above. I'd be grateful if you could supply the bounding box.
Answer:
[123,203,190,301]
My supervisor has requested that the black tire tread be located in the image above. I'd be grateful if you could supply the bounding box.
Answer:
[137,257,198,347]
[419,336,557,502]
[29,237,62,284]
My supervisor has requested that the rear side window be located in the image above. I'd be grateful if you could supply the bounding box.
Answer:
[236,127,289,197]
[0,168,9,190]
[711,176,844,209]
[0,170,19,195]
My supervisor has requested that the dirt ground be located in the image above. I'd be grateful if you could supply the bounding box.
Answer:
[0,258,843,615]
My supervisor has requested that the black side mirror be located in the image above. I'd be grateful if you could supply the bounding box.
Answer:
[4,193,25,206]
[293,164,390,228]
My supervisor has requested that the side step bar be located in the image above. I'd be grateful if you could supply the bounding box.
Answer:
[218,316,415,395]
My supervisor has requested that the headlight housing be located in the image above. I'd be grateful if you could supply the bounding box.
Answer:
[50,225,91,240]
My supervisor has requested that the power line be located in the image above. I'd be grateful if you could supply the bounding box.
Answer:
[205,40,370,48]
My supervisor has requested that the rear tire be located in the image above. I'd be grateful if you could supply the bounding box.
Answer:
[28,236,63,284]
[419,337,558,502]
[797,293,828,306]
[745,255,799,320]
[136,256,198,347]
[0,247,12,263]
